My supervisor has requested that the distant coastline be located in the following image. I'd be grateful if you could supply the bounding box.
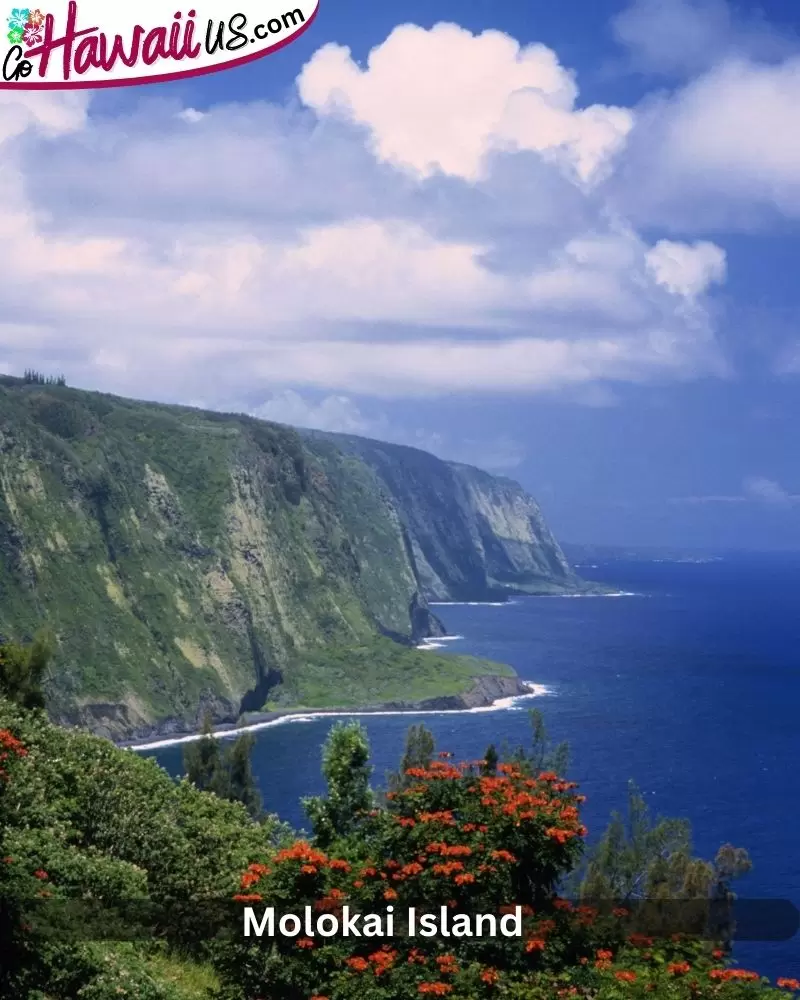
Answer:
[123,678,548,752]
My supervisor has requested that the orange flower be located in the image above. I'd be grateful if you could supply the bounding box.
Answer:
[545,827,577,844]
[232,893,263,903]
[418,985,452,996]
[709,969,760,982]
[274,841,328,866]
[526,938,546,952]
[431,861,464,877]
[454,873,475,885]
[614,971,637,983]
[436,954,459,975]
[383,888,398,900]
[481,967,500,985]
[777,979,800,990]
[369,946,398,974]
[346,957,369,972]
[329,859,351,872]
[491,849,516,863]
[33,870,48,880]
[441,844,471,857]
[668,962,691,976]
[296,938,314,949]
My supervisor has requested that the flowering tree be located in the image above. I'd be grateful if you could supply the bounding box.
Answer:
[218,726,798,1000]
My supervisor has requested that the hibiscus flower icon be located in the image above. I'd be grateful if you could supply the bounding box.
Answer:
[22,20,41,43]
[27,7,44,25]
[7,24,23,43]
[7,7,30,31]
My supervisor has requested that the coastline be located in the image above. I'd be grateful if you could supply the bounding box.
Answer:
[124,678,549,752]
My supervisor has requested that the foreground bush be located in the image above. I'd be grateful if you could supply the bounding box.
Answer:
[2,701,798,1000]
[215,724,798,1000]
[0,698,286,997]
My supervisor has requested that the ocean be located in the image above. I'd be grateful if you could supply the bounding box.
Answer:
[146,553,800,980]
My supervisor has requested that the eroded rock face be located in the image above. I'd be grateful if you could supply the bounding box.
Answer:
[310,432,579,600]
[0,378,579,739]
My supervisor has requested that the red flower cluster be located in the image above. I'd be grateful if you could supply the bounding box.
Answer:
[0,728,28,782]
[709,968,761,982]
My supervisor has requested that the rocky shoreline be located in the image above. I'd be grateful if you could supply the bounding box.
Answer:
[120,675,537,751]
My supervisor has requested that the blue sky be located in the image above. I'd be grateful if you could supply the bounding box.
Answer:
[2,0,800,549]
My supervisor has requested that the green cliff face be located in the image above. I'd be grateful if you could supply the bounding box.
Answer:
[0,379,574,739]
[311,433,579,600]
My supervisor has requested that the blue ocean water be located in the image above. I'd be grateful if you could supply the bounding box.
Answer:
[148,554,800,980]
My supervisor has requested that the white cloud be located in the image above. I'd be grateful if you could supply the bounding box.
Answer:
[298,23,633,184]
[611,0,797,77]
[743,477,797,507]
[645,240,726,298]
[0,91,89,142]
[246,391,526,470]
[249,390,374,434]
[615,56,800,227]
[671,477,800,507]
[0,23,733,407]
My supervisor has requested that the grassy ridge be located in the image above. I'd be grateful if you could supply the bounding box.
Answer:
[0,381,440,736]
[273,635,514,709]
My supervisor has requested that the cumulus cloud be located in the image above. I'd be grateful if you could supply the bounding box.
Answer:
[613,56,800,227]
[645,240,726,298]
[298,23,633,185]
[0,22,733,408]
[250,391,374,435]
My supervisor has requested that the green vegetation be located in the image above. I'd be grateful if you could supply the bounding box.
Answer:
[0,630,52,710]
[277,635,513,709]
[0,377,574,740]
[183,713,263,820]
[2,661,792,1000]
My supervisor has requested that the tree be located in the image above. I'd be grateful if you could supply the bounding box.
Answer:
[182,714,262,820]
[580,781,703,902]
[221,732,262,821]
[303,721,373,847]
[183,712,221,792]
[527,707,569,776]
[0,632,53,710]
[482,743,498,775]
[579,780,751,940]
[387,723,435,792]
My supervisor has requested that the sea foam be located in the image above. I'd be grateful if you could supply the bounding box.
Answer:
[129,681,552,752]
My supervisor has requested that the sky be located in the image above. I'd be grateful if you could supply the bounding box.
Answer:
[1,0,800,549]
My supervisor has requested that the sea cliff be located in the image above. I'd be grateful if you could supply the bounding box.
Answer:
[0,377,580,739]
